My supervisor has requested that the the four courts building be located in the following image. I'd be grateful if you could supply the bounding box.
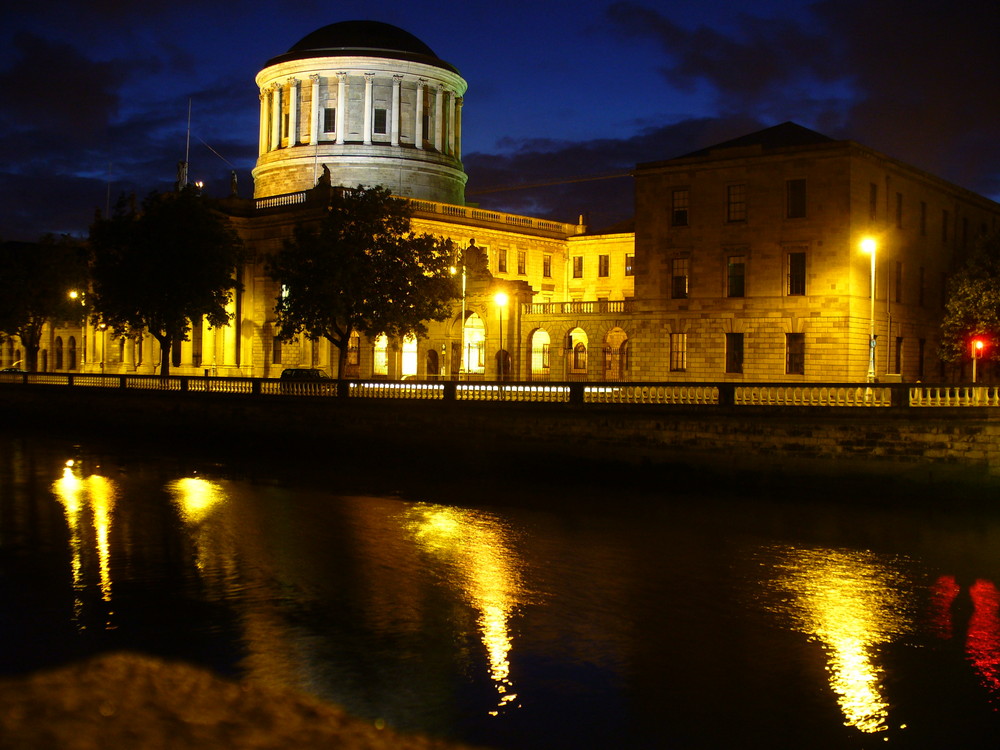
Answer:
[55,21,1000,383]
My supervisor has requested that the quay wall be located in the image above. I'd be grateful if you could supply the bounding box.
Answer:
[3,383,999,495]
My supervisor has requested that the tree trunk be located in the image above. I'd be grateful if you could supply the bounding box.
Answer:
[154,333,172,378]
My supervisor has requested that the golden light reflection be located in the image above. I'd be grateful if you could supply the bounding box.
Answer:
[51,459,119,624]
[762,545,914,735]
[166,477,231,576]
[406,504,526,714]
[168,477,227,524]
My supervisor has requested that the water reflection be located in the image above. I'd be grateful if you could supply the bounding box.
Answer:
[760,545,916,735]
[51,460,119,627]
[405,503,527,715]
[929,574,1000,702]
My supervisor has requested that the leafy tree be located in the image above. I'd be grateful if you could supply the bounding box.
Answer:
[939,231,1000,371]
[0,236,88,372]
[268,185,458,379]
[89,187,243,377]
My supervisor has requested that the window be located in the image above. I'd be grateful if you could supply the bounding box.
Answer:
[347,332,360,365]
[669,333,687,372]
[598,255,610,277]
[785,333,805,375]
[786,179,806,218]
[498,248,507,273]
[373,335,389,376]
[725,333,744,374]
[323,107,336,133]
[573,342,587,371]
[894,261,903,304]
[543,254,552,278]
[869,183,878,220]
[572,256,583,278]
[727,184,747,222]
[896,193,903,228]
[625,254,634,276]
[671,258,689,299]
[727,255,746,298]
[373,108,387,135]
[541,343,550,369]
[672,189,689,227]
[517,250,526,275]
[787,252,806,295]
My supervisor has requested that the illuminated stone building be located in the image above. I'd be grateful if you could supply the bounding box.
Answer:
[30,20,997,383]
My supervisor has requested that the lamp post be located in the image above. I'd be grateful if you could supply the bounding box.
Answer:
[451,250,468,378]
[98,322,107,373]
[973,338,984,384]
[494,291,508,381]
[861,238,877,383]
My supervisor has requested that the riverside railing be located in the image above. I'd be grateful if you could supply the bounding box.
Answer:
[3,372,999,408]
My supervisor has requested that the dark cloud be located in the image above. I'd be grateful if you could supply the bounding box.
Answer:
[605,0,1000,200]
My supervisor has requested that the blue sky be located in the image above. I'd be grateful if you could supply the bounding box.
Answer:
[1,0,997,239]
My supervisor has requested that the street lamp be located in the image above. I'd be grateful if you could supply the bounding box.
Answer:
[451,248,468,378]
[861,238,877,383]
[494,291,509,381]
[972,338,985,384]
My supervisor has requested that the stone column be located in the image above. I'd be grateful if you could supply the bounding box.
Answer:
[309,74,320,146]
[258,91,269,154]
[336,72,348,145]
[447,91,456,155]
[415,79,425,149]
[287,78,299,146]
[363,73,374,145]
[455,96,463,160]
[434,84,444,152]
[270,84,282,150]
[390,75,402,146]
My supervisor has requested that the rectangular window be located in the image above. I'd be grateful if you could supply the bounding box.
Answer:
[498,248,507,273]
[669,333,687,372]
[541,343,550,369]
[787,251,806,296]
[598,255,610,277]
[283,113,290,139]
[869,183,878,220]
[896,192,903,228]
[517,250,526,275]
[625,254,634,276]
[727,184,747,222]
[786,179,806,218]
[894,261,903,304]
[786,333,805,375]
[543,254,552,278]
[572,256,583,278]
[920,201,927,235]
[671,258,689,299]
[323,107,336,133]
[672,189,689,227]
[272,336,282,365]
[373,107,387,135]
[725,332,744,374]
[727,254,746,298]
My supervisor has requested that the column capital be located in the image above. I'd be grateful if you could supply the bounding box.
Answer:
[364,72,375,83]
[309,73,321,82]
[337,71,349,80]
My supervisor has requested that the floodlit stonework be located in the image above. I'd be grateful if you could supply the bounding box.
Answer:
[16,20,998,384]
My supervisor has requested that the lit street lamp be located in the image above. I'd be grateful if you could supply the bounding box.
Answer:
[861,238,877,383]
[494,291,509,381]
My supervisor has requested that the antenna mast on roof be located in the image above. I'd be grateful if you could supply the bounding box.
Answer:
[177,98,192,191]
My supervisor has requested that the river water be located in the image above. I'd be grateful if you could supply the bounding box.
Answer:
[2,430,1000,749]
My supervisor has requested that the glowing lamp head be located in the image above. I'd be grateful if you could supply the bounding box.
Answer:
[494,291,509,308]
[973,338,986,358]
[861,237,877,255]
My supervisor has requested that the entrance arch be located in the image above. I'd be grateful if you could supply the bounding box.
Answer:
[603,327,629,382]
[529,329,551,381]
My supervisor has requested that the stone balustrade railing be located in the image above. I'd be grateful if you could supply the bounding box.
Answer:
[3,372,999,408]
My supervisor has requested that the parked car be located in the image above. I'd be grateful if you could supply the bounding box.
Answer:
[278,368,334,394]
[0,367,26,373]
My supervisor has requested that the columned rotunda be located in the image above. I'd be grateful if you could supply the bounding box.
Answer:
[253,20,468,204]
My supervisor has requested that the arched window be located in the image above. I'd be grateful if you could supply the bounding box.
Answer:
[529,329,551,381]
[401,335,418,377]
[574,342,587,371]
[603,327,629,382]
[55,337,64,370]
[426,348,439,377]
[373,334,389,376]
[67,337,77,370]
[463,313,485,374]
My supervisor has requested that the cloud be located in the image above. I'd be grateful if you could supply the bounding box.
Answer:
[605,0,1000,200]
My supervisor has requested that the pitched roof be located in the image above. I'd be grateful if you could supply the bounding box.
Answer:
[678,121,836,159]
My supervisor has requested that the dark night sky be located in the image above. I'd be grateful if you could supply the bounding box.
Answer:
[1,0,998,240]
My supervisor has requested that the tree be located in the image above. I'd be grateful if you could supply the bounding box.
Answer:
[89,187,244,377]
[268,186,458,379]
[939,232,1000,374]
[0,236,88,372]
